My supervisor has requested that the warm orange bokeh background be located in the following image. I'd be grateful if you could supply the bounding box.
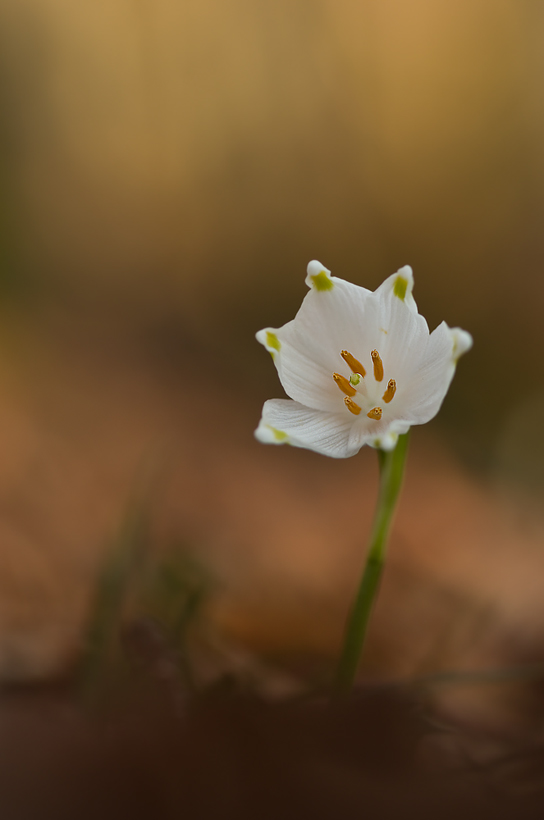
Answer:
[0,0,544,692]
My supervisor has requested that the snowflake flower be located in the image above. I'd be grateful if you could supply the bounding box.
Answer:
[255,261,472,456]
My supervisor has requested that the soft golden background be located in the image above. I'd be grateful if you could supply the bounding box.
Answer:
[0,0,543,694]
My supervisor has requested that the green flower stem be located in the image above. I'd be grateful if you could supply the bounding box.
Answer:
[334,432,410,696]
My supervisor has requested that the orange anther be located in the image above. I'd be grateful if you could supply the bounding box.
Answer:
[371,350,384,382]
[341,350,366,377]
[344,396,362,416]
[333,372,356,397]
[367,406,383,421]
[382,379,396,403]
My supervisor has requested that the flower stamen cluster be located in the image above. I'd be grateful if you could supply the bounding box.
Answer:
[334,347,396,421]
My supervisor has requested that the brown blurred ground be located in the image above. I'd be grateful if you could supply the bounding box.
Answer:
[4,680,544,820]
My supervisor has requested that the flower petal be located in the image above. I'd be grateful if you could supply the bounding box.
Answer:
[370,432,399,451]
[256,261,375,412]
[256,323,340,411]
[295,261,374,369]
[346,418,411,453]
[255,399,362,458]
[362,269,430,378]
[396,321,462,423]
[373,265,418,314]
[451,327,473,362]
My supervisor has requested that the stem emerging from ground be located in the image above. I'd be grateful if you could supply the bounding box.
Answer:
[334,432,410,696]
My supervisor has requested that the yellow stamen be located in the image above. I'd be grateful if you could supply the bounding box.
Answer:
[382,379,396,403]
[367,406,382,421]
[344,396,362,416]
[333,372,356,397]
[341,350,366,377]
[371,349,384,382]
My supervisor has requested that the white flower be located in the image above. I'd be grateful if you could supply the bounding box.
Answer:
[255,261,472,457]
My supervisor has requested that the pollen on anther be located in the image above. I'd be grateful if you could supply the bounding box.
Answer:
[382,379,396,403]
[333,372,356,397]
[344,396,362,416]
[371,350,384,382]
[341,350,366,377]
[367,406,382,421]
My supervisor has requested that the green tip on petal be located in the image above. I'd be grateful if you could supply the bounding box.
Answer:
[310,271,334,291]
[393,275,408,301]
[265,331,281,352]
[306,260,334,291]
[271,427,288,441]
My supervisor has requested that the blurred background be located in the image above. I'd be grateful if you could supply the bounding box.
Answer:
[0,0,544,700]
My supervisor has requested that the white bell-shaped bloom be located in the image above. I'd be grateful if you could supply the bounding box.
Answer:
[255,261,472,457]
